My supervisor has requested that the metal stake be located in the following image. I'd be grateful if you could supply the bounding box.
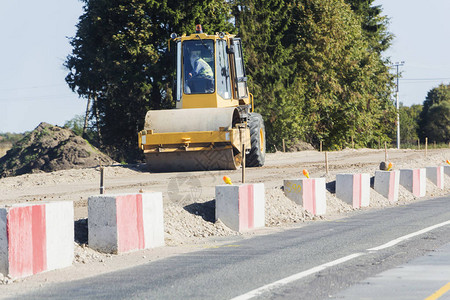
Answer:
[100,166,105,194]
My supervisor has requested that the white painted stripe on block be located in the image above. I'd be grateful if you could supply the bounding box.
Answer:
[419,168,426,197]
[361,173,370,207]
[393,170,400,202]
[45,201,74,271]
[314,178,326,215]
[142,193,165,248]
[252,184,265,229]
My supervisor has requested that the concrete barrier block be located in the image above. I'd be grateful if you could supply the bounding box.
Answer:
[215,183,265,232]
[444,165,450,177]
[88,193,164,254]
[400,168,426,197]
[426,166,445,189]
[283,178,326,215]
[0,201,74,279]
[336,173,370,208]
[374,170,400,202]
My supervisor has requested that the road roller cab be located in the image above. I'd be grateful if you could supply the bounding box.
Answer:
[173,25,251,109]
[138,26,266,172]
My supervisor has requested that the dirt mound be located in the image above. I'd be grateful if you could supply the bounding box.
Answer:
[0,122,113,177]
[287,139,315,151]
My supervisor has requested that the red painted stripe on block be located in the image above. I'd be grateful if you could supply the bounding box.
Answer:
[248,185,254,229]
[8,206,33,277]
[413,169,420,196]
[31,205,46,275]
[388,172,395,202]
[116,195,145,253]
[352,174,362,208]
[239,185,254,231]
[7,205,46,277]
[302,179,315,215]
[136,194,145,248]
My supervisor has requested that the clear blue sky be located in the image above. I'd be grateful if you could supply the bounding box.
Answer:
[374,0,450,107]
[1,1,449,133]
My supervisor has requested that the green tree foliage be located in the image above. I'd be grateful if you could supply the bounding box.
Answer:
[291,0,394,149]
[65,0,233,161]
[399,103,421,144]
[233,0,306,150]
[419,84,450,143]
[63,115,85,136]
[0,133,24,145]
[234,0,395,150]
[344,0,393,53]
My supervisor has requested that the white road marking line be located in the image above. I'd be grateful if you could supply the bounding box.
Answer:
[230,253,365,300]
[231,220,450,300]
[367,220,450,251]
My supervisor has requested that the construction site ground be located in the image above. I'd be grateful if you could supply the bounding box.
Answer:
[0,148,449,296]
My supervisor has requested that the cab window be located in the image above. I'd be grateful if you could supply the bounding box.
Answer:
[183,40,215,94]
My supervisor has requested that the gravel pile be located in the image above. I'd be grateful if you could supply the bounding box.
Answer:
[0,122,113,178]
[164,203,240,246]
[265,187,314,226]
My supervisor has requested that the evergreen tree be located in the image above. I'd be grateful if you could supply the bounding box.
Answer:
[233,0,305,150]
[344,0,393,53]
[289,0,395,149]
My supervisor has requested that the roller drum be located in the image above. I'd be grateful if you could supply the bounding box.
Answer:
[143,107,242,172]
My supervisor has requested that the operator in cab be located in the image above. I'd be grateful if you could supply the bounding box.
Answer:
[185,50,214,94]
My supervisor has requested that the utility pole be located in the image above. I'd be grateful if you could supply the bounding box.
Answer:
[392,61,405,150]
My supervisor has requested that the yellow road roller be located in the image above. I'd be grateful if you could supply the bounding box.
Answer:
[138,25,266,172]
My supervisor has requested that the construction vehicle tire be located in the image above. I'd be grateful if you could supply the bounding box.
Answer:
[246,113,266,167]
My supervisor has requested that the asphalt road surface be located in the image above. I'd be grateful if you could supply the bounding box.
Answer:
[11,195,450,300]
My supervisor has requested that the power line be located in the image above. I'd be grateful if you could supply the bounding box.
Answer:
[0,83,68,92]
[400,77,450,81]
[0,94,79,102]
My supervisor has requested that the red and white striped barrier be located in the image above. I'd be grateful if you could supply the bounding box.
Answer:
[0,201,74,279]
[283,178,326,215]
[215,183,265,232]
[426,166,445,189]
[374,170,400,202]
[88,193,164,254]
[336,173,370,208]
[400,168,426,197]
